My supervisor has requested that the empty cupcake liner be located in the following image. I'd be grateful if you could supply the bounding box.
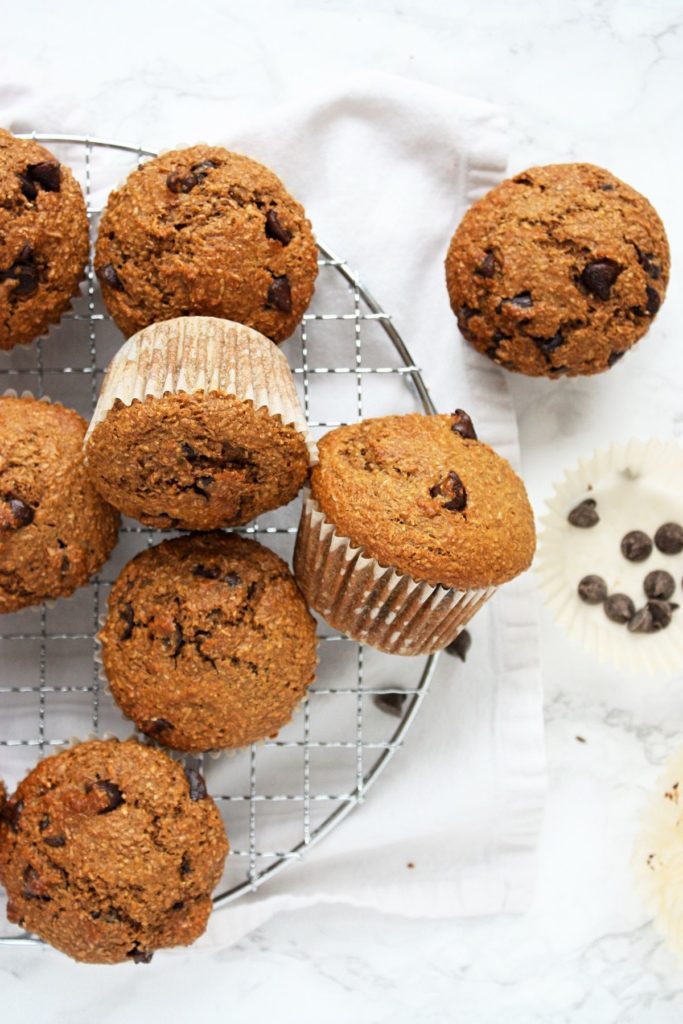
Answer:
[536,438,683,675]
[293,492,495,656]
[84,315,316,461]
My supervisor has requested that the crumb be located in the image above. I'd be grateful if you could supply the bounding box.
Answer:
[406,862,415,870]
[576,736,586,743]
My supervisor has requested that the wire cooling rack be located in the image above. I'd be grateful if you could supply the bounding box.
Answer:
[0,135,440,945]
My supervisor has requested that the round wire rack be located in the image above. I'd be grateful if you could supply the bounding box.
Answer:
[0,135,440,945]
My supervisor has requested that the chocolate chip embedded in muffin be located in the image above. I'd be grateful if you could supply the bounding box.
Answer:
[445,163,670,377]
[0,129,89,350]
[94,144,317,342]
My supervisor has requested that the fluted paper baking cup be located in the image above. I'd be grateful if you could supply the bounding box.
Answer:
[84,316,316,461]
[293,492,495,656]
[536,438,683,675]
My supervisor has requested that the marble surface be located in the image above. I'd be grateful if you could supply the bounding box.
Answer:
[2,0,683,1019]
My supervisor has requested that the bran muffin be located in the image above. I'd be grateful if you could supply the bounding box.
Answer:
[0,129,89,350]
[94,144,318,343]
[445,163,670,377]
[100,533,318,752]
[0,738,228,964]
[0,395,119,613]
[294,410,535,654]
[84,317,313,531]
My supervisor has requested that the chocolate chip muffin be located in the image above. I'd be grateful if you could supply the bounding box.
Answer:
[0,395,120,613]
[94,144,318,343]
[0,738,228,964]
[445,163,670,377]
[100,533,318,751]
[0,129,89,350]
[84,317,312,531]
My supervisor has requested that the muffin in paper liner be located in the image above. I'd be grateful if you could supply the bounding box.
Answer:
[536,438,683,675]
[294,491,495,656]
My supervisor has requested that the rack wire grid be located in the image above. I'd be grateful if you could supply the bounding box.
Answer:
[0,135,440,945]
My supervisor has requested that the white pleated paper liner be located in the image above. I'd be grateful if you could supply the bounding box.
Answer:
[293,491,495,656]
[536,438,683,676]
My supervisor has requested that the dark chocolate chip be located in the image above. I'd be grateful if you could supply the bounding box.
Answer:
[599,183,615,191]
[604,593,636,624]
[172,900,185,911]
[97,263,124,291]
[445,629,472,662]
[43,834,66,848]
[578,575,608,605]
[60,555,70,574]
[655,523,683,555]
[644,570,675,601]
[580,259,622,300]
[127,948,154,964]
[180,853,192,876]
[225,571,241,587]
[185,765,208,801]
[265,209,292,245]
[1,496,35,531]
[267,275,292,313]
[27,161,61,192]
[166,171,199,194]
[621,530,653,562]
[373,691,407,718]
[457,304,480,323]
[646,285,661,315]
[450,409,477,441]
[608,350,625,367]
[119,603,135,641]
[628,606,655,634]
[475,251,495,278]
[90,780,124,814]
[534,331,565,356]
[23,865,50,901]
[17,172,37,201]
[193,563,221,580]
[0,799,23,832]
[191,159,216,176]
[430,470,467,512]
[12,262,39,297]
[193,476,213,498]
[503,291,533,309]
[638,250,661,281]
[38,814,50,832]
[648,599,674,631]
[181,442,198,461]
[147,718,174,735]
[567,499,599,528]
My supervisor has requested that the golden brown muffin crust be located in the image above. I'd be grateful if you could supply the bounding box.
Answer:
[445,163,670,377]
[0,396,120,612]
[100,533,318,751]
[0,129,89,350]
[94,144,318,342]
[310,413,536,589]
[0,739,228,964]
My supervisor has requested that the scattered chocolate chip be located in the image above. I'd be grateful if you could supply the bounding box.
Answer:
[0,495,35,531]
[475,251,495,278]
[445,629,472,661]
[646,285,661,315]
[637,250,661,280]
[97,263,124,291]
[604,593,636,624]
[608,350,625,367]
[430,470,467,512]
[567,499,599,528]
[90,780,124,814]
[185,765,207,801]
[180,853,192,876]
[649,599,674,631]
[450,409,477,441]
[267,275,292,313]
[578,575,608,605]
[503,291,533,309]
[621,530,653,562]
[224,571,241,587]
[17,172,37,201]
[27,161,61,192]
[655,523,683,555]
[166,171,199,194]
[119,603,135,641]
[43,834,66,848]
[534,331,565,356]
[0,799,23,832]
[193,563,220,580]
[580,259,622,300]
[644,570,675,601]
[127,948,154,964]
[373,691,407,718]
[628,606,655,633]
[265,209,292,245]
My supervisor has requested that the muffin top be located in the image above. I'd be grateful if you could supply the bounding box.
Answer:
[94,144,318,342]
[0,738,228,964]
[0,395,119,613]
[310,412,536,589]
[445,163,669,377]
[0,129,89,350]
[100,533,318,751]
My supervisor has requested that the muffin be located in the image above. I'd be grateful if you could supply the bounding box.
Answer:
[94,144,318,343]
[0,738,228,964]
[294,410,535,655]
[445,163,669,377]
[0,129,89,350]
[100,533,318,751]
[0,395,119,613]
[84,316,313,531]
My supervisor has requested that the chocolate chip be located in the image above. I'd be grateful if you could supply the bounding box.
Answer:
[43,834,66,848]
[13,263,39,297]
[621,530,653,562]
[648,599,674,631]
[475,251,495,278]
[180,853,192,876]
[191,159,216,177]
[27,161,61,192]
[0,799,23,832]
[147,718,174,735]
[450,409,477,441]
[457,304,479,323]
[637,250,661,281]
[267,275,292,313]
[373,691,407,718]
[127,948,154,964]
[628,605,655,634]
[119,602,135,641]
[182,442,198,461]
[646,285,661,315]
[580,259,622,300]
[534,331,565,356]
[39,814,50,832]
[172,900,185,911]
[655,523,683,555]
[265,209,292,245]
[604,593,635,624]
[193,476,213,498]
[60,554,70,574]
[193,563,220,580]
[185,765,208,801]
[225,571,241,587]
[97,263,124,291]
[23,865,50,901]
[567,499,599,528]
[0,496,35,531]
[166,171,199,193]
[503,291,533,309]
[430,470,467,512]
[599,183,615,191]
[608,350,625,367]
[644,570,675,601]
[90,780,124,814]
[578,575,608,604]
[445,629,472,662]
[17,172,37,201]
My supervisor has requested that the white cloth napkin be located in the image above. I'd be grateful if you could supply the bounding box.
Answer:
[1,71,546,944]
